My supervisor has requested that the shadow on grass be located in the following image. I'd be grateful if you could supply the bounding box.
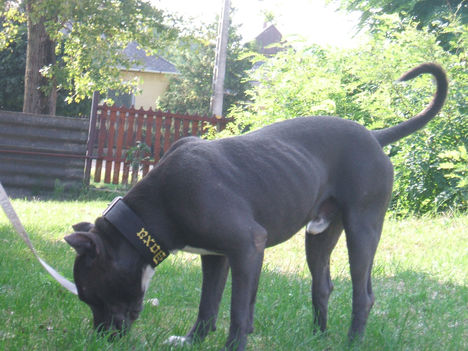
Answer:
[1,231,466,351]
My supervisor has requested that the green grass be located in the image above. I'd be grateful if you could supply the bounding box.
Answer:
[0,198,466,350]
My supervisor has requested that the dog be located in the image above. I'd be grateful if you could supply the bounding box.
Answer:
[65,63,447,350]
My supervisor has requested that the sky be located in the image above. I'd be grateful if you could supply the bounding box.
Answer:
[152,0,363,48]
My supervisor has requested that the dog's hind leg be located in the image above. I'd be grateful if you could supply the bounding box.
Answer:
[343,205,386,341]
[186,255,230,343]
[305,218,343,333]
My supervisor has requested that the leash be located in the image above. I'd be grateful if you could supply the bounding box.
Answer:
[0,182,77,295]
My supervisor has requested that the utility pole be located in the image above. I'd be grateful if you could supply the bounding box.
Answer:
[210,0,230,119]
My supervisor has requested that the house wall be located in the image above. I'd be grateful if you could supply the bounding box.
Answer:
[120,70,171,110]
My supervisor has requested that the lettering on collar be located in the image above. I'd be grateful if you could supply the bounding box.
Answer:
[136,228,168,266]
[102,197,169,268]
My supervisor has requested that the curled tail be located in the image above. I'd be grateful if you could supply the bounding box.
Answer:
[373,63,448,147]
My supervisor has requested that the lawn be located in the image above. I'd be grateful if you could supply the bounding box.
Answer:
[0,198,466,350]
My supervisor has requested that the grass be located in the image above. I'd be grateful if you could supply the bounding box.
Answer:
[0,197,466,350]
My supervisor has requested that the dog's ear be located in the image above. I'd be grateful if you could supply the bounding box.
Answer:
[64,232,100,257]
[72,222,94,232]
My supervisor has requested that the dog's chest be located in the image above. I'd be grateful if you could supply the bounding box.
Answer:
[175,246,223,256]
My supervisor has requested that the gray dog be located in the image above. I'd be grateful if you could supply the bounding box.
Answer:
[65,63,447,350]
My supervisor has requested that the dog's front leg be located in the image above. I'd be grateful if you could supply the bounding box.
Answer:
[165,255,229,347]
[187,255,230,342]
[224,236,266,351]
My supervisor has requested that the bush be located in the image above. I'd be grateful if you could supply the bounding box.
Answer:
[224,15,467,216]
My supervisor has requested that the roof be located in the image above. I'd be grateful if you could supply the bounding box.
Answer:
[255,24,283,56]
[123,42,179,75]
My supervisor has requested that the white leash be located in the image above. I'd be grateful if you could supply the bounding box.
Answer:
[0,182,77,295]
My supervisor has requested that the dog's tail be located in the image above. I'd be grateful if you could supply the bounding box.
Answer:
[373,63,448,147]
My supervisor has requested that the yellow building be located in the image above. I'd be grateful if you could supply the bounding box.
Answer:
[114,42,179,110]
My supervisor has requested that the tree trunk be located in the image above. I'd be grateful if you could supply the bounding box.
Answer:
[23,0,57,115]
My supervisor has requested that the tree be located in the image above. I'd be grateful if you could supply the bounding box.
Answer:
[0,14,26,111]
[333,0,467,29]
[23,0,57,114]
[332,0,467,51]
[158,17,251,117]
[1,0,176,115]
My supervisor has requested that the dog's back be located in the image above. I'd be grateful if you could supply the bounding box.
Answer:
[153,116,391,247]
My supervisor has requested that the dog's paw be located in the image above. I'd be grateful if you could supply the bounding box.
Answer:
[164,335,191,347]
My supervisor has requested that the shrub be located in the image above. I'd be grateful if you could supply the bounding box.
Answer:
[224,15,467,216]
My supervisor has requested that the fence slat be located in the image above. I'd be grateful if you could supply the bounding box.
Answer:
[130,111,146,184]
[112,112,126,184]
[174,118,181,141]
[122,109,136,185]
[191,120,199,137]
[182,119,190,137]
[104,107,117,184]
[94,107,108,183]
[92,105,231,185]
[153,113,163,164]
[163,117,173,155]
[142,113,154,175]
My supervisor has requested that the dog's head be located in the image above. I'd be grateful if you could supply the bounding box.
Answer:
[65,221,153,336]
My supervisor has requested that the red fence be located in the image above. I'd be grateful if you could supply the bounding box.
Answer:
[85,104,231,185]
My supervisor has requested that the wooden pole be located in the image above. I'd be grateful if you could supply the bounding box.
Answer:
[210,0,230,119]
[84,91,99,185]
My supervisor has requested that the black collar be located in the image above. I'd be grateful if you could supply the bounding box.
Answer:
[102,197,169,268]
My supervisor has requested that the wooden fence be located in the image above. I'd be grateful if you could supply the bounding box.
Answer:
[0,110,89,196]
[86,104,231,185]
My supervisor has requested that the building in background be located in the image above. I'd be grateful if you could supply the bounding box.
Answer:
[113,42,179,109]
[254,24,283,56]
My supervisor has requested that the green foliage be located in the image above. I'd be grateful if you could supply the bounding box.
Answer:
[125,140,151,185]
[0,13,26,111]
[332,0,467,29]
[331,0,467,51]
[0,6,26,50]
[223,45,344,134]
[438,145,468,204]
[157,17,251,116]
[157,25,215,115]
[0,0,177,106]
[0,17,91,116]
[226,15,467,216]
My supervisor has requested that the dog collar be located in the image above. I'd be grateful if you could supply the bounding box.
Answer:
[102,197,169,268]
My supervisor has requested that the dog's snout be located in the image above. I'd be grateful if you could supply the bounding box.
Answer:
[95,321,119,340]
[90,302,140,339]
[111,315,125,331]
